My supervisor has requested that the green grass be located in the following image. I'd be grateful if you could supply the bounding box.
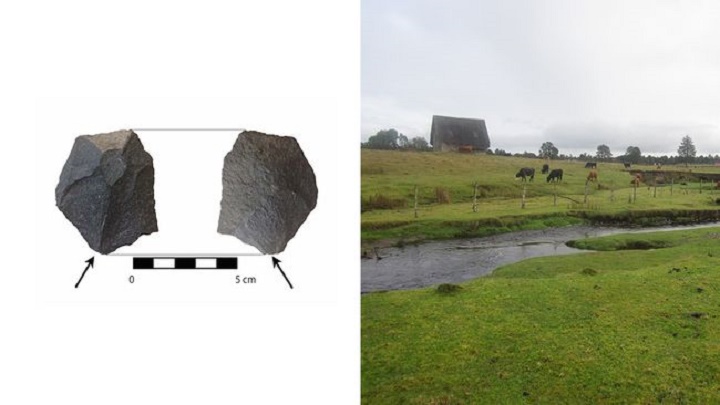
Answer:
[362,227,720,404]
[362,150,720,244]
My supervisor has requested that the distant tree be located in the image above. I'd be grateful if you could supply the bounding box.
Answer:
[409,136,429,150]
[596,144,613,160]
[398,134,409,148]
[539,142,559,159]
[493,148,505,156]
[624,146,642,164]
[677,135,697,166]
[365,128,405,149]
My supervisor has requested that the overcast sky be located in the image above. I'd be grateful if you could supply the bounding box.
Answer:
[362,0,720,156]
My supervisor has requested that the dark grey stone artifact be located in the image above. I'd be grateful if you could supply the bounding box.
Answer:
[218,131,317,254]
[56,130,158,254]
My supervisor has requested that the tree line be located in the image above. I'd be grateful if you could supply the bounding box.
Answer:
[362,129,716,165]
[537,135,709,165]
[360,128,431,150]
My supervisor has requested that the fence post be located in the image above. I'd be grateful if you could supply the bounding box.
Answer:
[633,181,637,203]
[521,184,526,209]
[700,178,703,194]
[584,181,589,205]
[473,182,478,213]
[670,178,673,196]
[654,183,657,198]
[414,185,418,218]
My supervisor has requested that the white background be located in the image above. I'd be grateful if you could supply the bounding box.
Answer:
[2,1,359,404]
[37,98,339,305]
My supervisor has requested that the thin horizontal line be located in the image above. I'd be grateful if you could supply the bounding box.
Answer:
[133,268,238,271]
[109,253,264,257]
[132,128,246,132]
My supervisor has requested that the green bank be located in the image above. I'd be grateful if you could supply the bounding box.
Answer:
[362,226,720,404]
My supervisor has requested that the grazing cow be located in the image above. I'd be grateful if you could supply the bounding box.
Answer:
[541,164,549,174]
[547,169,563,183]
[630,174,642,186]
[585,162,597,169]
[515,167,535,182]
[623,163,631,169]
[656,163,662,169]
[587,170,598,182]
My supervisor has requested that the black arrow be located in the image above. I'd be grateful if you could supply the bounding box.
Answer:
[75,257,95,288]
[271,257,293,289]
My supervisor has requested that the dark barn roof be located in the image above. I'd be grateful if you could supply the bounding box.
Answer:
[430,115,490,151]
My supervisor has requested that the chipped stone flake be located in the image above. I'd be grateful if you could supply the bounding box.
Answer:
[56,130,158,254]
[218,131,317,254]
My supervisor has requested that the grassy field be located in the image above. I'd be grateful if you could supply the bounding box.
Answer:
[362,150,720,244]
[362,227,720,404]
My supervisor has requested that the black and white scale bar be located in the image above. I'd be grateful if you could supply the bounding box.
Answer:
[133,257,238,270]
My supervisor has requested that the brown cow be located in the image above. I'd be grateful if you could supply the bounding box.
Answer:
[459,145,473,153]
[587,170,598,182]
[630,174,642,186]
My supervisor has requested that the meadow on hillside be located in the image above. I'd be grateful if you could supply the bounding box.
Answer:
[361,150,720,244]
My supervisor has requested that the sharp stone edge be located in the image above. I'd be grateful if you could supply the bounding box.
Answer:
[218,131,318,254]
[55,129,158,254]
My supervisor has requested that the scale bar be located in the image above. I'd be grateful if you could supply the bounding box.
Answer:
[133,257,238,270]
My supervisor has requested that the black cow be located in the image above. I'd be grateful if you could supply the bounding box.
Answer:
[541,164,549,174]
[547,168,563,183]
[623,163,631,169]
[585,162,597,169]
[515,167,535,182]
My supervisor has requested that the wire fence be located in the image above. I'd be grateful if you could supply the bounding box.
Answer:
[399,176,720,219]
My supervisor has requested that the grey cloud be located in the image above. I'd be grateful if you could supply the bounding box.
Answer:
[541,123,720,156]
[363,0,720,156]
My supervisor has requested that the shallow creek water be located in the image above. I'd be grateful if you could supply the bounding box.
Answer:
[361,223,720,293]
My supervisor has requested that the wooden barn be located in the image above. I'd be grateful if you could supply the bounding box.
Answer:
[430,115,491,152]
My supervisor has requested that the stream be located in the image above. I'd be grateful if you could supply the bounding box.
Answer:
[361,223,720,293]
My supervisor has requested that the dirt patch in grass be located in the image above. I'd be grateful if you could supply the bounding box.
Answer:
[435,187,451,204]
[436,283,463,294]
[362,193,407,212]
